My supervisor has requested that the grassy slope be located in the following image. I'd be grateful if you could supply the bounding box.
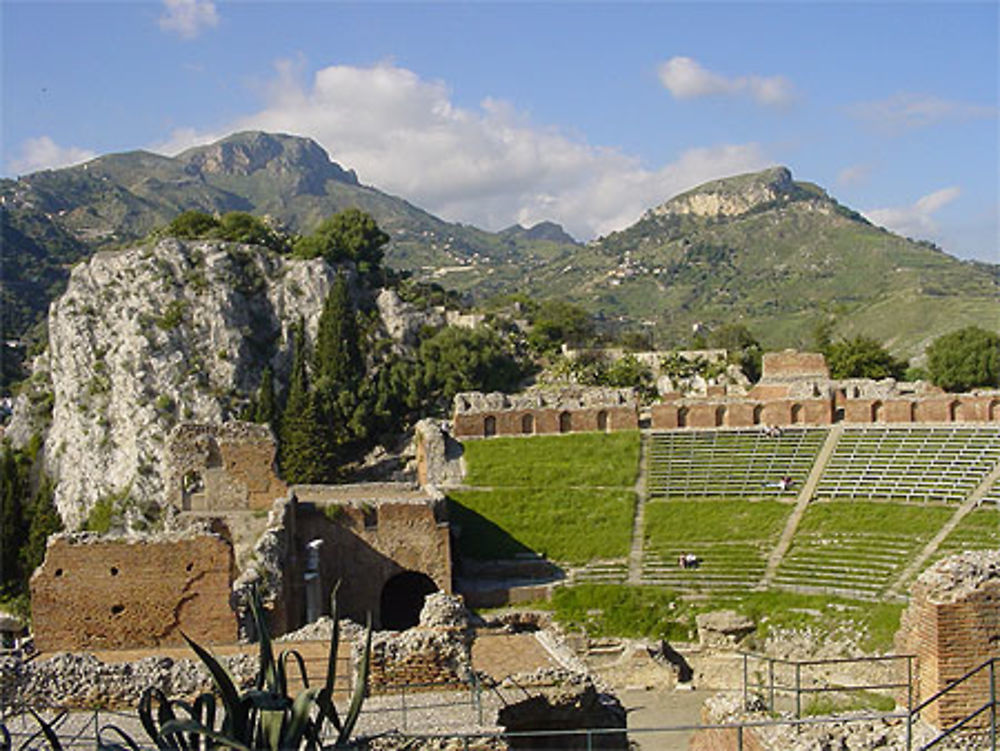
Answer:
[450,431,640,563]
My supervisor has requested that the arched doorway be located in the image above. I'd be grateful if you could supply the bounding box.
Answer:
[521,413,534,434]
[910,402,919,423]
[677,407,688,428]
[559,411,572,433]
[597,410,609,432]
[484,415,497,437]
[752,405,764,425]
[871,401,884,423]
[790,404,803,424]
[949,401,961,422]
[990,400,1000,422]
[714,406,726,427]
[380,571,438,631]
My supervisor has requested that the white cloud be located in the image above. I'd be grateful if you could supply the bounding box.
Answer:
[657,57,795,107]
[850,92,995,133]
[837,164,872,187]
[7,136,96,174]
[158,0,219,39]
[154,61,771,240]
[865,186,961,240]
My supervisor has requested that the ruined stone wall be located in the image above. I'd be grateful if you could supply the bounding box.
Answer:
[761,351,830,380]
[896,551,1000,729]
[282,486,451,629]
[31,531,236,651]
[165,422,287,512]
[451,388,639,439]
[652,393,998,430]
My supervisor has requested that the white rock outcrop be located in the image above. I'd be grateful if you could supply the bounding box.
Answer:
[11,239,356,528]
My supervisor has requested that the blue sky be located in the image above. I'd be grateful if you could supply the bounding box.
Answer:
[3,1,997,262]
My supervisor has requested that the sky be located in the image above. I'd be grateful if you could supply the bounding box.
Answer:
[2,1,998,263]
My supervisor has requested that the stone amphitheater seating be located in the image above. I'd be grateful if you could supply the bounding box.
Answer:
[815,426,1000,503]
[646,427,828,499]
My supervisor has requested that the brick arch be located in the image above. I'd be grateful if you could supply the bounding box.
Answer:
[483,415,497,437]
[597,410,609,432]
[949,400,961,422]
[790,403,803,424]
[559,411,572,433]
[521,413,534,434]
[752,404,764,425]
[677,407,689,428]
[872,401,884,423]
[714,406,727,427]
[990,400,1000,421]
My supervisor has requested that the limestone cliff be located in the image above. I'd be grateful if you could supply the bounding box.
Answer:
[649,166,829,219]
[9,238,429,529]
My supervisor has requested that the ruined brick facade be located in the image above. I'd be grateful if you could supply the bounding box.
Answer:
[165,422,287,512]
[651,351,1000,430]
[30,530,236,651]
[452,388,639,439]
[276,485,452,632]
[896,551,1000,729]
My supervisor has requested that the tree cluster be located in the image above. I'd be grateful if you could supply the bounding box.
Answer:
[926,326,1000,392]
[0,439,62,598]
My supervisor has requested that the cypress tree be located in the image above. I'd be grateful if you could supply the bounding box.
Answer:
[254,365,276,428]
[0,444,28,593]
[313,274,362,391]
[279,322,318,482]
[21,476,61,582]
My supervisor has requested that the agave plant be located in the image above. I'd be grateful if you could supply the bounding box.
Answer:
[135,582,372,751]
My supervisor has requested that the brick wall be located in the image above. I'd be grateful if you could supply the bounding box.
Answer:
[368,628,469,691]
[897,552,1000,729]
[761,351,830,380]
[31,532,236,651]
[282,489,452,630]
[453,406,638,439]
[166,422,287,512]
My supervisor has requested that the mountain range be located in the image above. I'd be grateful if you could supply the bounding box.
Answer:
[2,130,996,373]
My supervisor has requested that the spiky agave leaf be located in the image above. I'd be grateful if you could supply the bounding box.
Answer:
[281,687,322,750]
[180,631,249,742]
[249,586,278,694]
[138,687,182,750]
[96,723,142,751]
[336,612,373,747]
[25,709,65,751]
[280,649,309,691]
[317,582,343,734]
[159,719,251,751]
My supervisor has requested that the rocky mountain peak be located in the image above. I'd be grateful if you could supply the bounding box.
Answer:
[179,131,359,189]
[649,166,818,220]
[499,220,578,245]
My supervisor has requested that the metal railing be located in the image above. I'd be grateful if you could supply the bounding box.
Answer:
[908,656,998,751]
[741,651,915,718]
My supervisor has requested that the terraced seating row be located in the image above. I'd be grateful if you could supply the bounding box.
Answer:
[815,426,1000,503]
[979,480,1000,506]
[641,544,768,594]
[772,501,954,599]
[569,560,629,585]
[921,507,1000,571]
[647,428,828,498]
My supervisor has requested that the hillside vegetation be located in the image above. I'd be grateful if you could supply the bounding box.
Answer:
[3,132,996,386]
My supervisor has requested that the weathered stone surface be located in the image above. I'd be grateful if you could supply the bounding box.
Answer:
[496,672,627,750]
[30,528,236,651]
[0,651,257,710]
[896,549,1000,729]
[414,419,464,487]
[8,238,350,529]
[695,610,755,650]
[165,421,287,512]
[419,592,469,630]
[376,288,445,348]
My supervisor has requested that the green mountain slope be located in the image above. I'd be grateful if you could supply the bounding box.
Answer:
[2,137,995,378]
[495,167,998,358]
[0,131,578,361]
